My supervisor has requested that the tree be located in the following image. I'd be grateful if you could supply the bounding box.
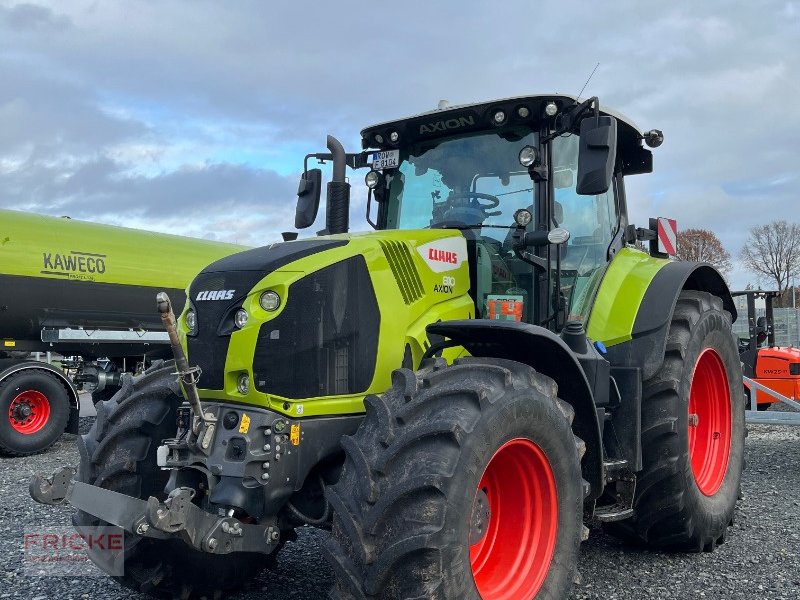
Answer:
[676,228,732,276]
[740,220,800,306]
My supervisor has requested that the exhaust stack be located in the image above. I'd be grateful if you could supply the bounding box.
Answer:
[325,135,350,234]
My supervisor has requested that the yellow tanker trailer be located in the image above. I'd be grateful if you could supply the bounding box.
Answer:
[0,209,246,455]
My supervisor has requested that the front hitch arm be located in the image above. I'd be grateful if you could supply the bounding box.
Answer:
[29,466,76,505]
[29,468,280,555]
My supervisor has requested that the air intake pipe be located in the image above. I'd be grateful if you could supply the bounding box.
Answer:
[325,135,350,234]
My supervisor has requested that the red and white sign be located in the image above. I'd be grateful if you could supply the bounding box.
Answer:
[417,237,466,273]
[657,217,677,256]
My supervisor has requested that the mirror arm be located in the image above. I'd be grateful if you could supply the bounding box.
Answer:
[305,151,371,172]
[541,96,599,144]
[513,247,547,271]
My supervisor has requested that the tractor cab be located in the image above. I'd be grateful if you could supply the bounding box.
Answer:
[298,94,663,332]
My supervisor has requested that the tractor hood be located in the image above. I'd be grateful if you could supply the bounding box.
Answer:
[197,239,348,274]
[182,229,474,418]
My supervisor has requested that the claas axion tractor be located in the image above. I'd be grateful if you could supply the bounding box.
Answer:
[31,94,745,599]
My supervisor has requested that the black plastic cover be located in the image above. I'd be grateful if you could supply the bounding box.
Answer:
[253,256,379,399]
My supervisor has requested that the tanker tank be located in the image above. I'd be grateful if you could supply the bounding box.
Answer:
[0,208,248,456]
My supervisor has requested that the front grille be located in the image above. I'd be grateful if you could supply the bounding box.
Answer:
[253,256,380,399]
[187,271,264,390]
[379,240,424,304]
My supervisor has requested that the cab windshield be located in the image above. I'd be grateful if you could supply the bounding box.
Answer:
[384,128,538,235]
[381,127,618,324]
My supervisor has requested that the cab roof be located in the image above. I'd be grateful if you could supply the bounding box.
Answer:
[361,94,653,175]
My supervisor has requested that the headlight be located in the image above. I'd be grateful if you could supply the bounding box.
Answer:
[234,308,249,328]
[237,373,250,395]
[492,110,506,124]
[518,145,540,168]
[544,101,558,117]
[389,131,399,143]
[365,170,380,189]
[260,291,281,312]
[514,209,533,227]
[185,309,197,334]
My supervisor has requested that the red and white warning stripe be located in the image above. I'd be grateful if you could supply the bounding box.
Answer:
[656,217,677,256]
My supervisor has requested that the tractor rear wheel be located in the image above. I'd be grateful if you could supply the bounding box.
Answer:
[325,357,585,599]
[73,361,267,598]
[606,291,745,551]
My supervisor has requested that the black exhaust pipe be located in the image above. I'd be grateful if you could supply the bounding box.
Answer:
[325,135,350,234]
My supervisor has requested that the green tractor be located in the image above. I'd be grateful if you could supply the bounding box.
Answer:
[31,95,744,599]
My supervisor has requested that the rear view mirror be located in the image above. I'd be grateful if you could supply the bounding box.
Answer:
[576,115,617,195]
[295,168,322,229]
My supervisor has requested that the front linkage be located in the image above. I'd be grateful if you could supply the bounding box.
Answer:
[29,293,278,556]
[30,466,280,555]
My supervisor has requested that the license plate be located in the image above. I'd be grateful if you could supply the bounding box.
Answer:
[368,150,400,170]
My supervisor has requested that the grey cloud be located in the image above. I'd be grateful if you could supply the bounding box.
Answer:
[1,2,71,31]
[2,156,299,245]
[0,0,797,281]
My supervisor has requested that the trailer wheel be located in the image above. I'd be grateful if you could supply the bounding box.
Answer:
[73,362,267,598]
[605,291,745,551]
[325,357,585,599]
[0,370,70,456]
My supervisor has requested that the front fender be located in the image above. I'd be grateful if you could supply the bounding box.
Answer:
[591,249,735,379]
[426,320,604,501]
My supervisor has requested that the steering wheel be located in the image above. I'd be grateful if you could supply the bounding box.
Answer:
[434,191,503,227]
[448,191,501,211]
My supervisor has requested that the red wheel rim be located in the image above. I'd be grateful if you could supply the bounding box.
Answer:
[469,438,558,599]
[687,348,731,496]
[8,390,51,434]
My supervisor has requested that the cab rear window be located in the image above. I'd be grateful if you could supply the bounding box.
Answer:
[791,363,800,376]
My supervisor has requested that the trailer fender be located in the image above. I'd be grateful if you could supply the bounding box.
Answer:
[426,320,604,500]
[0,360,80,434]
[601,259,735,380]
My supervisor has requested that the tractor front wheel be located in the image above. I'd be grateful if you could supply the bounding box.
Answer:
[325,357,585,599]
[606,291,745,551]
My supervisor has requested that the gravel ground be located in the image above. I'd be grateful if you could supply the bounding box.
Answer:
[1,416,799,599]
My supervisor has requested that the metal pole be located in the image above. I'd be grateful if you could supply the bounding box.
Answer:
[794,275,799,346]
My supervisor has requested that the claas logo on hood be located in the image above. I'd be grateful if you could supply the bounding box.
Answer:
[196,290,235,301]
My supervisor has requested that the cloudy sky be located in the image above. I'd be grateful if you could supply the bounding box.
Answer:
[1,0,798,288]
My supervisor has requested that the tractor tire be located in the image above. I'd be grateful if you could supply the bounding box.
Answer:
[73,361,266,598]
[605,291,745,551]
[325,357,586,600]
[0,369,71,456]
[90,385,120,406]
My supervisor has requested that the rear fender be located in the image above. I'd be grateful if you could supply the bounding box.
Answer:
[426,320,604,500]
